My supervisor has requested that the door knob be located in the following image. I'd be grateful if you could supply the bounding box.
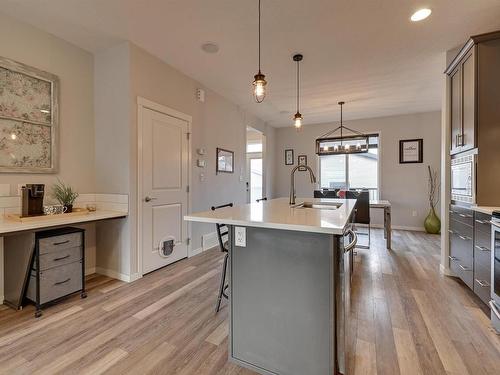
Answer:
[145,196,157,202]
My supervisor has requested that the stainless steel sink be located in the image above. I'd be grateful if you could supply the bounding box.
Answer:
[292,201,342,210]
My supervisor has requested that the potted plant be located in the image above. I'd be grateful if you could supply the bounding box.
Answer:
[52,180,79,213]
[424,165,441,234]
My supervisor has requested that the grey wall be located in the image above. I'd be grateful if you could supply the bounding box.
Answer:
[0,13,97,272]
[273,111,442,230]
[94,42,274,278]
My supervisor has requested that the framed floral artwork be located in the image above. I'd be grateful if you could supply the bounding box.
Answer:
[0,56,59,173]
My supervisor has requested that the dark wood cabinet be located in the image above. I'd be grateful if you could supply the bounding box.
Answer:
[446,30,500,206]
[461,51,475,152]
[449,206,492,306]
[448,48,475,154]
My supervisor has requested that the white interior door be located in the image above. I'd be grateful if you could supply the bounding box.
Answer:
[141,107,189,274]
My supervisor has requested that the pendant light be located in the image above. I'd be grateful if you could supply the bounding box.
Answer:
[252,0,267,103]
[293,54,303,129]
[315,101,370,155]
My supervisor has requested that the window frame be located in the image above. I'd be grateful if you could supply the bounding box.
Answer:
[317,133,381,199]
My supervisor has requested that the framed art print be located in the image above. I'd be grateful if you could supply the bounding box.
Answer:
[285,149,294,165]
[399,139,423,164]
[216,147,234,174]
[0,56,59,173]
[298,154,307,171]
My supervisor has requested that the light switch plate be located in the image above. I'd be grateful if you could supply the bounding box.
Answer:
[235,226,246,247]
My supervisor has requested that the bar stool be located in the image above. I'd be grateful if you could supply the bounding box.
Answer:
[211,203,233,313]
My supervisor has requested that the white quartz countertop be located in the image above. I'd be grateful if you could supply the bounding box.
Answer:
[0,210,127,235]
[184,197,357,235]
[472,206,500,215]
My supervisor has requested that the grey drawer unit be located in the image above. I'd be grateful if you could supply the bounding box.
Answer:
[473,263,491,305]
[27,227,86,317]
[39,232,82,254]
[27,260,83,305]
[38,246,82,271]
[450,205,474,227]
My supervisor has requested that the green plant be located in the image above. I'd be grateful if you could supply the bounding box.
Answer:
[52,179,79,206]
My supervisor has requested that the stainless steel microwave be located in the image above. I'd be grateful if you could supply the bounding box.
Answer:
[451,152,476,204]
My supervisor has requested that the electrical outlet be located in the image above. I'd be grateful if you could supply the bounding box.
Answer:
[412,210,418,217]
[235,226,246,247]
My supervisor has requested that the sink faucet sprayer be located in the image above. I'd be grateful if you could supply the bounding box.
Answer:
[289,165,317,205]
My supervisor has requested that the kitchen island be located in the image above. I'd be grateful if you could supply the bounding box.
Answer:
[185,197,357,375]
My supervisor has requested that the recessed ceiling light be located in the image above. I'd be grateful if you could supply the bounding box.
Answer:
[201,42,219,54]
[411,8,432,22]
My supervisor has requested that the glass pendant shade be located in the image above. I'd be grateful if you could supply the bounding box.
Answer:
[253,72,267,103]
[294,112,303,129]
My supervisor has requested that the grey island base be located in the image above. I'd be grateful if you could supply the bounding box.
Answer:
[185,198,358,375]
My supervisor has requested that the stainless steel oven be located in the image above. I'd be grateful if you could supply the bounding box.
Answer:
[451,151,476,204]
[490,219,500,333]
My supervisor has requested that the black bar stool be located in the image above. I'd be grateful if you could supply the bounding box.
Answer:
[211,203,233,313]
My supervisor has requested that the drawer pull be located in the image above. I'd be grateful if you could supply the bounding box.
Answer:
[53,255,70,261]
[475,279,490,288]
[53,240,70,246]
[474,245,490,252]
[54,278,71,286]
[458,264,471,271]
[448,229,454,234]
[458,235,471,241]
[475,219,489,225]
[448,255,458,261]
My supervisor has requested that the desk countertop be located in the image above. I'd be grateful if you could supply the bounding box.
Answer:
[0,210,127,235]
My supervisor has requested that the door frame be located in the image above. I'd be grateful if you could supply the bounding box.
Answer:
[137,97,192,277]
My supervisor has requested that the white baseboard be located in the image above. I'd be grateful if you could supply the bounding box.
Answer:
[0,295,3,304]
[440,263,452,276]
[202,231,218,251]
[85,267,96,276]
[95,267,133,282]
[189,247,203,258]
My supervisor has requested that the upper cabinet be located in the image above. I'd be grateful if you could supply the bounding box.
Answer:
[448,47,476,154]
[446,30,500,205]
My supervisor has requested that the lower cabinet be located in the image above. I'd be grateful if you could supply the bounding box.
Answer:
[473,212,492,305]
[449,206,492,306]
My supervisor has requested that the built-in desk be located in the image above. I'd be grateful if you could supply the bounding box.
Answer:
[0,210,127,310]
[370,200,392,249]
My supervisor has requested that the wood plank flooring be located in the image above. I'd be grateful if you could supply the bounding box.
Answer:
[0,229,499,374]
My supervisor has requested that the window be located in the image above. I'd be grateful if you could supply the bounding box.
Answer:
[247,142,262,153]
[319,135,379,199]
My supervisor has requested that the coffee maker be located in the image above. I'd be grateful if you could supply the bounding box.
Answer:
[21,184,45,217]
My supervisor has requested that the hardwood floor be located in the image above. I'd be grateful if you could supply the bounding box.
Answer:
[0,229,499,374]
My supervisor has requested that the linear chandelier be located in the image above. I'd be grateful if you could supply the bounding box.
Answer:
[316,101,369,155]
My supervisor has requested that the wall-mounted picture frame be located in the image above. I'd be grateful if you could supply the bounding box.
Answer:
[298,154,307,171]
[399,139,423,164]
[0,56,59,173]
[216,147,234,174]
[285,149,294,165]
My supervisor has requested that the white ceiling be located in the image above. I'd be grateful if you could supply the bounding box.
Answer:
[2,0,500,127]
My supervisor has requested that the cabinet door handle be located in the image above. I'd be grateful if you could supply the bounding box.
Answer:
[458,235,471,241]
[475,279,490,288]
[475,219,488,225]
[53,254,70,261]
[53,240,70,246]
[54,278,71,286]
[448,229,454,234]
[458,264,470,271]
[475,245,490,252]
[448,255,458,261]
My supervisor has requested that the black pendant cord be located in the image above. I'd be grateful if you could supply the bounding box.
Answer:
[258,0,261,73]
[296,58,300,113]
